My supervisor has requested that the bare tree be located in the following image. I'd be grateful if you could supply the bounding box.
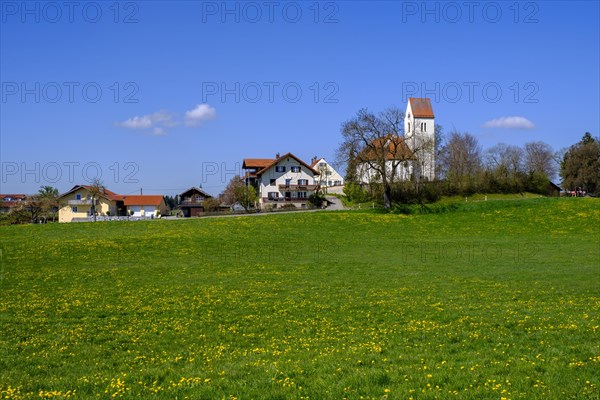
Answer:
[337,107,429,208]
[485,143,525,176]
[10,195,43,224]
[438,131,482,183]
[524,141,557,179]
[221,175,257,211]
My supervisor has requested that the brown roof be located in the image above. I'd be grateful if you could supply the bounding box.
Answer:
[409,98,434,118]
[179,187,212,198]
[242,158,275,169]
[359,136,415,161]
[58,185,124,201]
[80,185,124,201]
[255,152,320,176]
[122,195,164,206]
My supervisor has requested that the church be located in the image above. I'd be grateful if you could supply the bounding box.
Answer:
[357,97,435,184]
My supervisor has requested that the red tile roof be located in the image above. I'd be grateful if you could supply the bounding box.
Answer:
[408,98,434,118]
[122,195,164,206]
[58,185,124,201]
[359,136,415,161]
[255,152,320,176]
[242,158,275,169]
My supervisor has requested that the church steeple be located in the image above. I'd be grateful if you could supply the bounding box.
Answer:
[405,98,435,181]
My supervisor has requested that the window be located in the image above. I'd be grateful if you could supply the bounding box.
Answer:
[298,179,308,185]
[267,192,279,200]
[285,179,291,187]
[276,166,285,172]
[328,180,332,186]
[408,122,411,132]
[72,206,78,212]
[298,192,307,199]
[424,122,427,131]
[334,180,341,186]
[291,166,301,173]
[76,194,81,200]
[270,179,276,186]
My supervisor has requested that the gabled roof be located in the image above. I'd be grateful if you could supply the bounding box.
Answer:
[255,152,320,176]
[408,98,434,118]
[122,195,164,206]
[58,185,124,201]
[359,136,415,161]
[310,157,325,168]
[242,158,275,169]
[179,187,212,198]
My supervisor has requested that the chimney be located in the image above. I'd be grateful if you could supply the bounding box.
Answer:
[311,156,318,164]
[275,152,280,158]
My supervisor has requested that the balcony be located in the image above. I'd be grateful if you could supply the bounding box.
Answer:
[68,199,92,205]
[262,197,309,203]
[278,184,320,191]
[180,199,205,205]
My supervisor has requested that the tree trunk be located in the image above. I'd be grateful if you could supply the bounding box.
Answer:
[384,184,392,209]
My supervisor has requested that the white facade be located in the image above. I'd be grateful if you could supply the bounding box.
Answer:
[256,154,320,209]
[404,99,435,181]
[312,158,344,188]
[128,205,158,217]
[357,160,413,184]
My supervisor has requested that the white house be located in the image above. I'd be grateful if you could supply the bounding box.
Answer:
[243,153,321,209]
[122,195,167,218]
[310,157,344,188]
[357,97,435,184]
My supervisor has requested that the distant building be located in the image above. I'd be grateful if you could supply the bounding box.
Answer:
[57,185,166,222]
[243,152,321,209]
[178,187,213,217]
[310,157,344,188]
[0,194,27,213]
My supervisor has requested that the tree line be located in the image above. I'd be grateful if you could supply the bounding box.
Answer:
[337,106,599,207]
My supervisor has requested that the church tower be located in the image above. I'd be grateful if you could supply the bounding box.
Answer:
[404,98,435,181]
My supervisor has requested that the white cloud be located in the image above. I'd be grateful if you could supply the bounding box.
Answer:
[118,110,175,134]
[120,115,153,129]
[185,104,217,126]
[482,116,535,130]
[117,104,216,135]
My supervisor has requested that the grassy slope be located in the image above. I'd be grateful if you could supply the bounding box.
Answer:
[0,198,598,399]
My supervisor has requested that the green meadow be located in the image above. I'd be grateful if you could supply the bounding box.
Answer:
[0,198,598,399]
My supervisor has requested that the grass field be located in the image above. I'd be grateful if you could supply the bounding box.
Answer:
[0,197,598,399]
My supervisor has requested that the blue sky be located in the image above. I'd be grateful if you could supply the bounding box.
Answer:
[1,0,598,196]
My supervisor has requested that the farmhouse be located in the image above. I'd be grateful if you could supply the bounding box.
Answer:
[57,185,166,222]
[243,153,321,209]
[358,97,435,184]
[178,187,213,217]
